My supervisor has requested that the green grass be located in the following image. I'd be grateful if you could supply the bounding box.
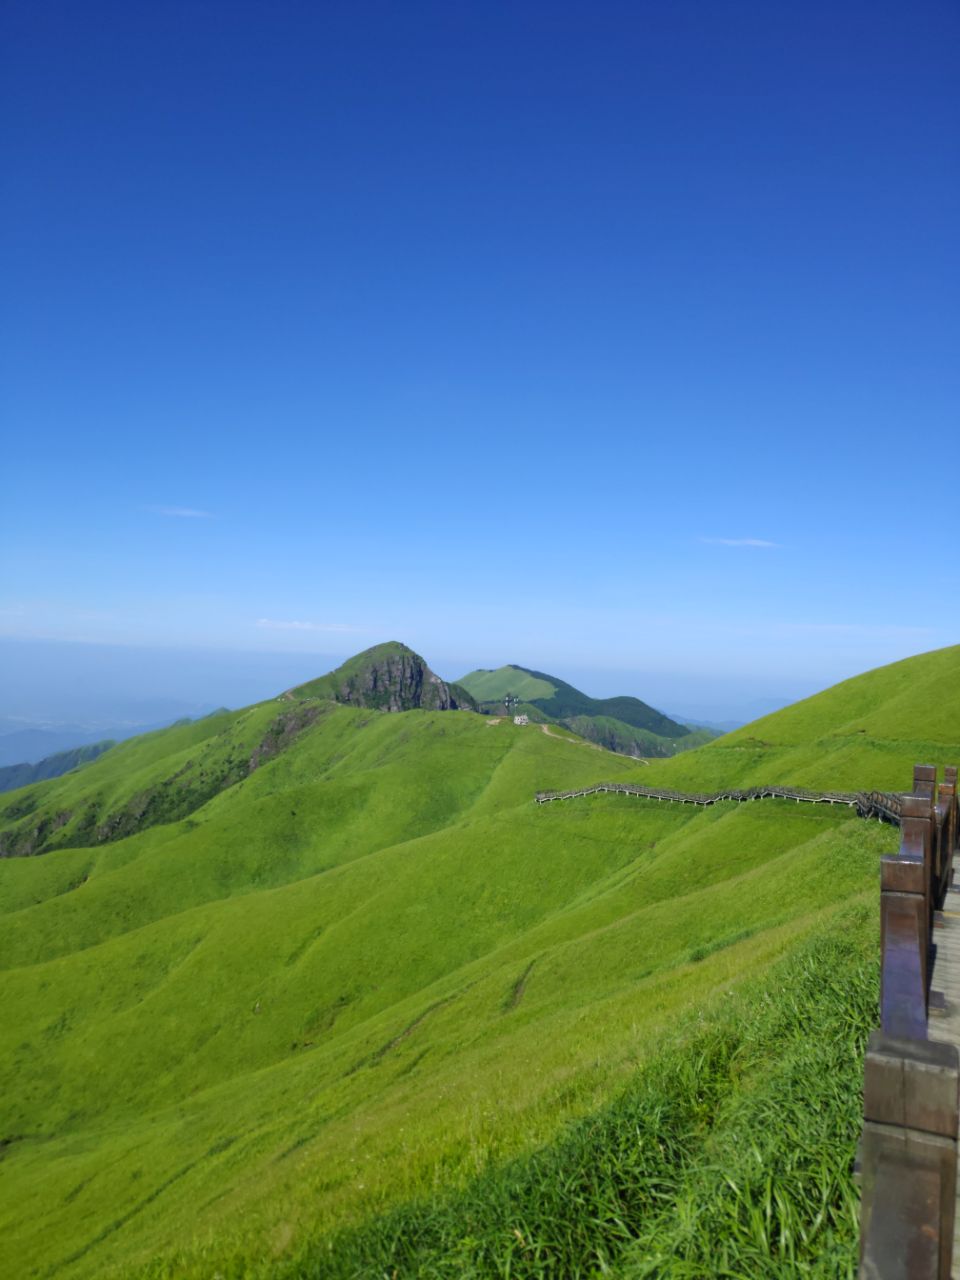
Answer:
[273,912,876,1280]
[4,641,954,1277]
[634,643,960,793]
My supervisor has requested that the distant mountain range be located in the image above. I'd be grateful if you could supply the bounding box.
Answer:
[457,664,719,757]
[0,741,116,794]
[0,716,206,768]
[0,651,716,784]
[667,714,745,734]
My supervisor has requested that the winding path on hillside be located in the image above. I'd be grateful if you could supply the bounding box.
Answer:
[534,780,903,823]
[539,722,604,751]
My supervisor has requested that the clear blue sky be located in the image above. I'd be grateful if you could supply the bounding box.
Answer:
[2,1,958,722]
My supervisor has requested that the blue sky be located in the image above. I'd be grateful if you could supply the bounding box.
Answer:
[2,1,958,721]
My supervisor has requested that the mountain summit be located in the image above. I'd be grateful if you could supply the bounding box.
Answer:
[289,641,476,712]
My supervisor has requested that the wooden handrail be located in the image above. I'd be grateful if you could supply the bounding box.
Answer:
[860,765,960,1280]
[534,780,903,821]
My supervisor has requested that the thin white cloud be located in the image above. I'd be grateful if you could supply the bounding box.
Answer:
[256,619,361,633]
[700,536,780,548]
[147,505,213,519]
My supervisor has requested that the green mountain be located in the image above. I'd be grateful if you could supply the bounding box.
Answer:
[456,666,557,703]
[457,663,708,757]
[0,739,115,794]
[0,644,474,859]
[2,643,956,1278]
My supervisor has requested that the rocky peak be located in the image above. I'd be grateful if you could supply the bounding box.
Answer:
[288,642,476,712]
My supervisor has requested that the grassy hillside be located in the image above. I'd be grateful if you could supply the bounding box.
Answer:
[5,643,955,1277]
[459,664,689,737]
[0,704,283,856]
[637,643,960,793]
[300,915,876,1280]
[457,665,557,703]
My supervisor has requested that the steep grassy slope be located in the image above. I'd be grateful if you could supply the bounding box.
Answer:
[0,703,293,856]
[638,643,960,793]
[0,684,896,1280]
[7,643,956,1278]
[305,917,876,1280]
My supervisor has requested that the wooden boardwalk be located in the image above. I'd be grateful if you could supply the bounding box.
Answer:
[929,850,960,1278]
[534,780,903,823]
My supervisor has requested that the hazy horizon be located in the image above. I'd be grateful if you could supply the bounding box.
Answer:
[2,633,949,752]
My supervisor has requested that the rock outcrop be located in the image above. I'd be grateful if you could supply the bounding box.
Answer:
[333,649,462,712]
[289,643,477,713]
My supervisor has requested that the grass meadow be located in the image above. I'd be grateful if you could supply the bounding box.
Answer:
[3,643,958,1277]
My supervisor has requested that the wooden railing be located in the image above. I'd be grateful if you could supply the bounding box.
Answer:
[535,780,903,821]
[859,763,960,1279]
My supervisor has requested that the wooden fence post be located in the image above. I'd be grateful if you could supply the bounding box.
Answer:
[914,764,938,800]
[860,1035,959,1280]
[884,793,934,1013]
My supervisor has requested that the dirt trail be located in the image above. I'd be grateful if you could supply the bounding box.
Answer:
[539,722,592,744]
[538,722,647,761]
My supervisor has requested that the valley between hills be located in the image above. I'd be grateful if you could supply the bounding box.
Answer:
[3,641,960,1278]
